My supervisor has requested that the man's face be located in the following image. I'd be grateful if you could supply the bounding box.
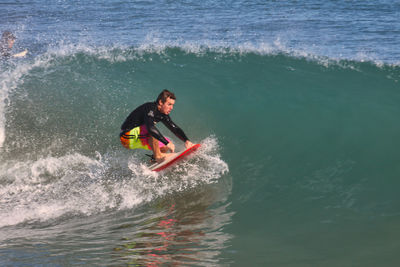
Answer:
[8,39,15,49]
[158,97,175,115]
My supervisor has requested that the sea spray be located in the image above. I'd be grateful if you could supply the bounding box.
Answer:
[0,134,227,227]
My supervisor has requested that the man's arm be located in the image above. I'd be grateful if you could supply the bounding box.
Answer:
[162,116,190,143]
[144,109,170,145]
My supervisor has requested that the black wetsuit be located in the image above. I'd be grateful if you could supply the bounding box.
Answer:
[120,102,189,145]
[0,44,11,58]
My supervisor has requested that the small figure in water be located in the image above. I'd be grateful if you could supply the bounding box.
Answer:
[0,31,28,59]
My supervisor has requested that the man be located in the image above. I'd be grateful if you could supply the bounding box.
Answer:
[120,89,193,162]
[0,31,27,58]
[0,31,16,58]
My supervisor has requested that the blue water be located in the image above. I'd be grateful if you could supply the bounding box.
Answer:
[1,1,400,266]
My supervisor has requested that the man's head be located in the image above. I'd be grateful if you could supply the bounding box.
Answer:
[1,31,16,48]
[156,89,176,115]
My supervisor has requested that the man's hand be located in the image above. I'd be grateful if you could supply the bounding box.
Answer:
[166,142,175,152]
[185,140,194,149]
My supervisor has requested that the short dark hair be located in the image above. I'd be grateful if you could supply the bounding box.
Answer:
[2,31,16,41]
[156,89,176,104]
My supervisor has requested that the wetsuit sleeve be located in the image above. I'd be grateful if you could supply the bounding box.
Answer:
[144,109,170,145]
[162,116,190,143]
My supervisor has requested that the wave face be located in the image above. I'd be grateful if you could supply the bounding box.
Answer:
[1,46,400,265]
[2,0,400,265]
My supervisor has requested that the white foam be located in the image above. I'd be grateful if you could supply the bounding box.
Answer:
[8,37,394,72]
[0,153,104,227]
[0,136,228,228]
[0,68,23,147]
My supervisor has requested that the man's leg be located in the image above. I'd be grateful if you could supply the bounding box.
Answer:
[160,146,169,153]
[149,136,165,162]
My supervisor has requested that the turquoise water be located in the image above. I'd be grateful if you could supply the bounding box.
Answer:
[1,1,400,266]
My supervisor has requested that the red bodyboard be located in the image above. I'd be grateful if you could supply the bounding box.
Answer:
[149,144,201,172]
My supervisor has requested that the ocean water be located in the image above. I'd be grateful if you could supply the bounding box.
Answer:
[1,1,400,266]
